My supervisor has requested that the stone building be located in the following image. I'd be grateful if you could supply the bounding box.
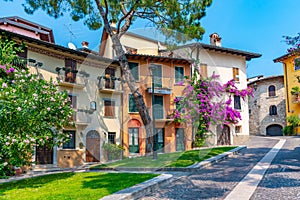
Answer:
[248,75,286,136]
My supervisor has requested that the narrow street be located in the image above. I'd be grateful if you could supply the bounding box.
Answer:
[139,136,300,200]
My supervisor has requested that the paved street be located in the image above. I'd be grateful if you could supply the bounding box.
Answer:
[139,136,300,200]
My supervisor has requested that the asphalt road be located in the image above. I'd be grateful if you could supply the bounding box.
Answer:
[139,136,300,200]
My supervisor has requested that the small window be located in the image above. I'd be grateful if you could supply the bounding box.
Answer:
[108,132,116,144]
[68,95,77,109]
[233,67,239,82]
[269,105,277,115]
[63,130,76,149]
[294,58,300,71]
[200,63,208,78]
[175,66,184,83]
[129,62,139,81]
[234,95,241,110]
[235,126,242,133]
[104,67,116,89]
[175,96,184,113]
[104,100,115,117]
[129,94,138,113]
[268,85,276,97]
[65,58,77,83]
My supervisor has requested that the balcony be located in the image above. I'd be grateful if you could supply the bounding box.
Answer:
[145,76,173,95]
[57,75,85,89]
[74,110,92,126]
[98,77,123,94]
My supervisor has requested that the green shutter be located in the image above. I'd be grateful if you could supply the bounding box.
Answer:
[153,65,162,87]
[129,94,138,112]
[154,95,164,119]
[129,62,139,81]
[175,66,184,83]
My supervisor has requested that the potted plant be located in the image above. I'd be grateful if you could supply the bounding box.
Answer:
[291,86,300,101]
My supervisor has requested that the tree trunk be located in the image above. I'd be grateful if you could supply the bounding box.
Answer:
[108,34,154,154]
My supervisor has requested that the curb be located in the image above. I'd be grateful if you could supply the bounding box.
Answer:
[100,173,174,200]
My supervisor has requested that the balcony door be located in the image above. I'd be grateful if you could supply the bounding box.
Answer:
[154,95,164,119]
[153,64,162,88]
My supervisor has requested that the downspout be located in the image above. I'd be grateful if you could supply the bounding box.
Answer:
[284,63,290,113]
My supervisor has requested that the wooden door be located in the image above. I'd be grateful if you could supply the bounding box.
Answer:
[86,130,100,162]
[156,128,164,153]
[217,125,231,145]
[36,145,53,164]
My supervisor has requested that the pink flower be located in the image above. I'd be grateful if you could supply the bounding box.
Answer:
[2,83,7,88]
[47,107,51,111]
[174,81,184,86]
[17,107,21,111]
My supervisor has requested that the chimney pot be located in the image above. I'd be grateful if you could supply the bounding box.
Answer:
[209,33,222,47]
[82,41,89,48]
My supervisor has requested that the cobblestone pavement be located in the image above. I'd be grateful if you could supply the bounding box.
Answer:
[250,136,300,200]
[140,136,279,200]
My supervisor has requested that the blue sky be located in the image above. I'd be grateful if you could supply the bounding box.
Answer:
[1,0,299,78]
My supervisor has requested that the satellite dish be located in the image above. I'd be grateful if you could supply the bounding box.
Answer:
[68,42,77,50]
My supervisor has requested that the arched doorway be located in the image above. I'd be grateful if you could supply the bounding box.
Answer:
[266,125,283,136]
[217,124,231,145]
[86,130,100,162]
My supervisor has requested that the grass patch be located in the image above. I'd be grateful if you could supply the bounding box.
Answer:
[92,146,237,169]
[0,172,158,200]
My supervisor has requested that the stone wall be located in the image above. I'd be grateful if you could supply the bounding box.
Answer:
[248,76,286,135]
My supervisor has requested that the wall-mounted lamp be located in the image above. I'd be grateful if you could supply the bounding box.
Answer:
[90,101,96,112]
[253,82,258,91]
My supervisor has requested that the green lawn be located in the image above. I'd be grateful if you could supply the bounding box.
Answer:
[0,172,158,200]
[92,146,236,169]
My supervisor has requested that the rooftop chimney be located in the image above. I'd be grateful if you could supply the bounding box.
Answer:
[209,33,222,47]
[81,41,89,48]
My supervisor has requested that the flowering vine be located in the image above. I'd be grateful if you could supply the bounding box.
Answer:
[171,66,253,147]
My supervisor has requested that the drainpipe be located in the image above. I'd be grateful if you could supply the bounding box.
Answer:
[284,63,290,113]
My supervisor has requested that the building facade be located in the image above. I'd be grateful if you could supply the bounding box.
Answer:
[248,76,286,136]
[274,53,300,133]
[1,17,122,168]
[122,54,193,156]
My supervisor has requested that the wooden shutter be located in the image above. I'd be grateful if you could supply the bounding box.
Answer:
[233,67,239,81]
[200,64,208,78]
[105,100,115,117]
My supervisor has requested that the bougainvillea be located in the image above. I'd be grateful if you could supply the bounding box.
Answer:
[0,36,74,177]
[172,66,253,147]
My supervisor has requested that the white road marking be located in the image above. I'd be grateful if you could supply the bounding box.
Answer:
[224,139,286,200]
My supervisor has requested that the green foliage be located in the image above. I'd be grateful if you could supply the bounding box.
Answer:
[20,0,212,41]
[291,86,300,95]
[283,125,294,136]
[103,143,124,161]
[287,115,300,127]
[0,172,158,199]
[0,36,74,177]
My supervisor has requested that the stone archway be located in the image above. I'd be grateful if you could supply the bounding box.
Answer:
[266,124,283,136]
[86,130,100,162]
[217,124,231,145]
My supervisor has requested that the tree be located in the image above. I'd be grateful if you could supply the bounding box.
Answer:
[172,68,253,147]
[0,35,74,177]
[11,0,213,154]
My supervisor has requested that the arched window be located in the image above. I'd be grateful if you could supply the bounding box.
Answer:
[268,85,276,97]
[269,105,277,115]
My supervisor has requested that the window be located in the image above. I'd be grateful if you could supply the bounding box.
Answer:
[129,94,138,113]
[65,58,77,83]
[234,95,241,110]
[108,132,116,144]
[200,63,208,79]
[129,62,139,81]
[63,130,75,149]
[294,58,300,71]
[154,95,164,119]
[104,100,115,117]
[104,67,116,89]
[175,66,184,83]
[68,95,77,109]
[13,47,27,69]
[268,85,276,97]
[175,96,184,113]
[269,105,277,115]
[153,64,162,87]
[233,67,239,82]
[235,126,242,133]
